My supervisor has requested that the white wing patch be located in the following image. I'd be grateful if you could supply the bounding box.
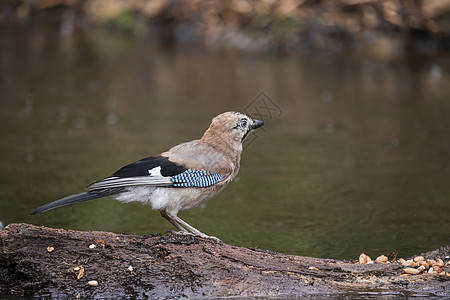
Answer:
[148,166,163,177]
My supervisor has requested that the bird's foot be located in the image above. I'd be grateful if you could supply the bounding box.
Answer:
[196,233,222,243]
[167,230,222,243]
[168,230,194,237]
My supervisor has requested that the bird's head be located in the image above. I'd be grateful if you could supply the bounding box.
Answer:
[202,112,264,151]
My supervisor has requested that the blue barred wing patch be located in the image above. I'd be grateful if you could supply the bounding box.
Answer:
[171,169,225,187]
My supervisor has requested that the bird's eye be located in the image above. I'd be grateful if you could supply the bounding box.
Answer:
[240,119,248,128]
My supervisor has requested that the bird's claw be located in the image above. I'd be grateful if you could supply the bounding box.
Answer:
[169,230,222,243]
[168,230,194,236]
[197,233,222,243]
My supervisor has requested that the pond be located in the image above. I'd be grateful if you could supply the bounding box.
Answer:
[1,17,449,262]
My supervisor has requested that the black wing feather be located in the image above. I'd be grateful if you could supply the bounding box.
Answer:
[111,155,186,178]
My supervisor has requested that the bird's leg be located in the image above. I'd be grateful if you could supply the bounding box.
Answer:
[172,215,222,243]
[160,209,222,243]
[160,210,189,233]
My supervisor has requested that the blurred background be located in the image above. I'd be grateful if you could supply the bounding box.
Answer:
[1,0,450,261]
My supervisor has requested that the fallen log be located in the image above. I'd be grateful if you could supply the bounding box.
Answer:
[0,223,449,298]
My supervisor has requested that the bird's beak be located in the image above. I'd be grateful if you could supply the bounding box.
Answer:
[251,119,264,130]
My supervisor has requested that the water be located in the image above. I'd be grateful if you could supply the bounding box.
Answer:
[1,18,450,265]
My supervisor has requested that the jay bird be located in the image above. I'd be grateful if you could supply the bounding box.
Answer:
[31,112,263,242]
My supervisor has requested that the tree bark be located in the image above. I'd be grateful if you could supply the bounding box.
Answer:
[0,223,449,298]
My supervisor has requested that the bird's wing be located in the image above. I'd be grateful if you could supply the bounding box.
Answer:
[86,155,227,191]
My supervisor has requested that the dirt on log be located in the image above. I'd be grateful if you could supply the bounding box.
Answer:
[0,224,449,298]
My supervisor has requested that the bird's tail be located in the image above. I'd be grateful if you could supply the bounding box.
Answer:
[30,189,124,215]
